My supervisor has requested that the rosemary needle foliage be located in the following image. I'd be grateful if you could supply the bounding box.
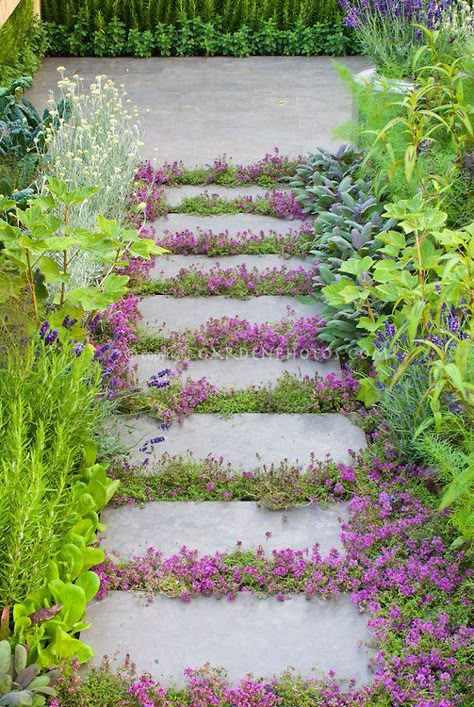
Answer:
[0,330,104,606]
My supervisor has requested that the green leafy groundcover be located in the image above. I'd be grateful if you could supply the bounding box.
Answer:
[43,17,356,58]
[0,0,45,84]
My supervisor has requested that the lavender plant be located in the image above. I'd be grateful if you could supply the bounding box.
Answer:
[339,0,474,77]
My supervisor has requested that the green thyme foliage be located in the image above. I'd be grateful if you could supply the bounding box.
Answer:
[109,454,356,509]
[43,17,354,58]
[168,194,274,216]
[118,373,358,419]
[0,0,45,84]
[0,332,104,606]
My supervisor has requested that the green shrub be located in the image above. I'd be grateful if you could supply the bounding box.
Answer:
[42,9,355,57]
[0,0,45,85]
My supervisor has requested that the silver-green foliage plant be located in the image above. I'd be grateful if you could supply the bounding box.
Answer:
[38,71,144,287]
[0,641,57,705]
[289,146,398,353]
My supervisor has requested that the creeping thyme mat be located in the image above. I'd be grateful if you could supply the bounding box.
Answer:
[134,315,329,359]
[97,448,473,705]
[117,370,360,420]
[134,263,318,298]
[154,225,313,257]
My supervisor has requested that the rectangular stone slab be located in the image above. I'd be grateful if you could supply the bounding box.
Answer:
[149,253,314,279]
[27,57,367,164]
[132,354,340,389]
[86,593,371,687]
[138,295,322,334]
[114,413,366,468]
[164,184,282,206]
[152,213,309,237]
[101,501,348,558]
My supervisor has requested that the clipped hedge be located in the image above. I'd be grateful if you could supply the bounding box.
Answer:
[0,0,45,85]
[44,17,357,58]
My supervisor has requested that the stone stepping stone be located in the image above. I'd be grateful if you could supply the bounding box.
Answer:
[149,253,313,279]
[101,501,349,558]
[133,354,340,389]
[114,413,366,468]
[152,213,310,236]
[164,184,286,207]
[138,295,321,334]
[86,593,371,687]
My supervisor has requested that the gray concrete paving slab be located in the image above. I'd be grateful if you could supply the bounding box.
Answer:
[153,213,309,237]
[101,501,348,557]
[149,254,313,278]
[138,295,321,334]
[86,592,371,686]
[132,354,340,388]
[114,413,366,468]
[164,185,283,206]
[28,57,368,164]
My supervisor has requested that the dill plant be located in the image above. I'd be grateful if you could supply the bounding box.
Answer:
[0,330,105,606]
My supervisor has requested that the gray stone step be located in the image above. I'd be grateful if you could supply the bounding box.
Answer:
[153,213,310,237]
[133,354,340,389]
[138,295,321,334]
[86,593,371,687]
[101,501,348,558]
[150,253,313,279]
[164,184,286,207]
[114,413,366,468]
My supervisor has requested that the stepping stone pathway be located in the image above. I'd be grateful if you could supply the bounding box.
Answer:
[89,177,370,688]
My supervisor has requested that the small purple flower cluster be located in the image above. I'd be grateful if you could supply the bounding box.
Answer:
[38,321,58,346]
[89,295,141,392]
[230,190,306,220]
[155,224,312,257]
[135,160,185,185]
[312,371,360,409]
[232,147,303,184]
[157,315,330,361]
[153,263,317,297]
[182,667,283,706]
[128,675,168,706]
[161,376,218,422]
